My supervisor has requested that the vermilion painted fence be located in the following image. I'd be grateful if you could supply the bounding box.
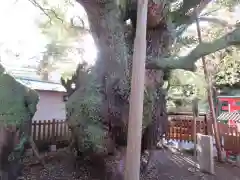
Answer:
[217,122,240,153]
[167,112,208,142]
[204,112,240,153]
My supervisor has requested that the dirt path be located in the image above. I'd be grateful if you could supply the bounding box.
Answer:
[21,149,240,180]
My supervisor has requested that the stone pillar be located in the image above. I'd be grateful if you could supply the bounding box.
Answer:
[236,155,240,167]
[197,133,214,174]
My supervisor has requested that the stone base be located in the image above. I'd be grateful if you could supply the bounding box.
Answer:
[221,151,227,161]
[50,145,57,152]
[236,155,240,167]
[197,134,214,174]
[25,149,34,156]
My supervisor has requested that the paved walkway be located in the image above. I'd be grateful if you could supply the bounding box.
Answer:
[141,150,240,180]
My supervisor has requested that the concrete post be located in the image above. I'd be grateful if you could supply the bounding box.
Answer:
[197,133,214,174]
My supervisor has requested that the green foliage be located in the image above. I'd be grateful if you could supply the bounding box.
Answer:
[61,70,75,80]
[36,41,65,78]
[171,36,198,55]
[0,64,39,162]
[39,9,78,42]
[216,0,240,11]
[0,70,39,125]
[198,13,240,88]
[66,74,106,153]
[35,0,86,80]
[143,87,155,128]
[214,48,240,87]
[66,77,166,153]
[167,69,206,111]
[167,1,240,110]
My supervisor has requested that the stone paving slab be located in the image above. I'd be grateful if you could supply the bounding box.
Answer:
[141,150,240,180]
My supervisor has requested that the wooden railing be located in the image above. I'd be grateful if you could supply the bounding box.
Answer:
[31,119,71,146]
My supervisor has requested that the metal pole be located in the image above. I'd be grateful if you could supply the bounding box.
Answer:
[124,0,148,180]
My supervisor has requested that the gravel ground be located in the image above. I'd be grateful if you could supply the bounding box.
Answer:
[22,150,79,180]
[22,149,114,180]
[21,148,240,180]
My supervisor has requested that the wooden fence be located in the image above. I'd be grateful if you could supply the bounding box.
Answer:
[31,119,71,147]
[167,112,208,142]
[217,123,240,153]
[31,114,208,145]
[168,113,240,154]
[31,114,240,153]
[206,113,240,153]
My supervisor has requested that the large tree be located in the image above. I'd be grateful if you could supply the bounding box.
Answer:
[62,0,240,174]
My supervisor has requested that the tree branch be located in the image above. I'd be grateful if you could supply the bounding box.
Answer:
[171,0,212,27]
[27,0,64,24]
[200,7,221,16]
[173,0,213,38]
[70,16,91,33]
[146,27,240,71]
[198,17,233,27]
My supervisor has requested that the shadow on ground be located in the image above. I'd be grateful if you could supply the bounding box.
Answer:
[22,148,240,180]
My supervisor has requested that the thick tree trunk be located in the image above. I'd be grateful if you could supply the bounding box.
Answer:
[80,1,129,78]
[72,0,172,177]
[78,1,130,150]
[78,0,170,143]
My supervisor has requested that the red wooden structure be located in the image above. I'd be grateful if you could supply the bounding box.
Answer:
[167,112,208,142]
[216,96,240,126]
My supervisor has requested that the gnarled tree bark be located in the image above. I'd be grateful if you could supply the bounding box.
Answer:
[66,0,240,177]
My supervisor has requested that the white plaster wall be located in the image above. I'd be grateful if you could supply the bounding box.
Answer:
[33,91,66,121]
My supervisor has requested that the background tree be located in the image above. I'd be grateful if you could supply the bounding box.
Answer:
[25,0,89,81]
[167,1,240,111]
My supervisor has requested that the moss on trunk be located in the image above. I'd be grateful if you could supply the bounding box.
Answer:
[65,0,171,158]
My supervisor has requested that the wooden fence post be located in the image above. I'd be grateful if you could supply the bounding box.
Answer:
[42,120,46,141]
[47,120,51,140]
[60,121,63,137]
[52,119,56,143]
[37,120,41,141]
[56,120,59,140]
[32,121,37,142]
